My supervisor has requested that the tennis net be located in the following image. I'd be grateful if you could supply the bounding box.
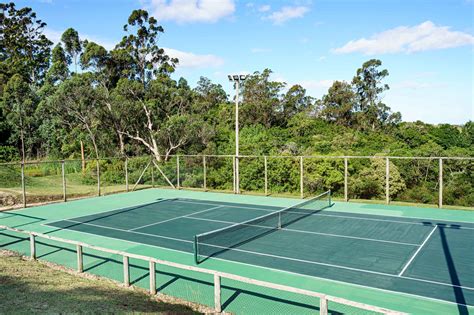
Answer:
[194,190,331,264]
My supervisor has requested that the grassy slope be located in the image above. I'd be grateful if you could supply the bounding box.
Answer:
[0,250,205,314]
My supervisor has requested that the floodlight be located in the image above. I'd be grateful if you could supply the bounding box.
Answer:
[233,75,239,80]
[240,75,247,81]
[228,75,232,81]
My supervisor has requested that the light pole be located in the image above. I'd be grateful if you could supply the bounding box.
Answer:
[228,74,247,194]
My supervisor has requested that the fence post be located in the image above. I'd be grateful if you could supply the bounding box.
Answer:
[264,156,268,196]
[320,296,328,315]
[96,159,101,196]
[236,155,240,194]
[151,161,155,188]
[62,160,67,202]
[29,234,36,260]
[21,162,26,208]
[214,274,221,313]
[125,158,129,192]
[149,261,156,295]
[232,156,236,193]
[385,157,390,204]
[300,156,304,199]
[77,245,83,273]
[176,156,180,189]
[123,256,130,286]
[203,155,207,191]
[439,158,443,208]
[344,157,348,202]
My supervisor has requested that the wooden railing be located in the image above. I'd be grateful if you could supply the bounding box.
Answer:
[1,225,406,314]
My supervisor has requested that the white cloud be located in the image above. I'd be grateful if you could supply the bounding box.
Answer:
[333,21,474,55]
[147,0,235,23]
[265,6,309,25]
[164,48,224,68]
[258,5,271,12]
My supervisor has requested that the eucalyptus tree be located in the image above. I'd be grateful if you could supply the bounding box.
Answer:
[318,81,356,127]
[61,28,82,73]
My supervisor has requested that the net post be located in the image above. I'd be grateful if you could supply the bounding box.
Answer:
[149,261,156,295]
[319,296,328,315]
[214,274,222,313]
[21,162,26,208]
[29,233,36,260]
[203,155,207,191]
[123,255,130,286]
[344,157,348,202]
[77,244,83,273]
[278,212,282,229]
[385,157,389,204]
[62,160,67,202]
[194,235,199,264]
[96,159,101,197]
[328,190,332,206]
[125,157,129,192]
[264,156,268,196]
[439,158,443,208]
[300,156,304,199]
[176,156,180,189]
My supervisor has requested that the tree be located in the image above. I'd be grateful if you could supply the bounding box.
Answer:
[61,28,82,73]
[46,44,69,83]
[352,59,401,130]
[318,81,356,127]
[281,84,314,124]
[116,9,177,86]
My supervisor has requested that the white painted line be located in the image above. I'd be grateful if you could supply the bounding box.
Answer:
[398,225,438,277]
[128,205,224,231]
[186,216,420,246]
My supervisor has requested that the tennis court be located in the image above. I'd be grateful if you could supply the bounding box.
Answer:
[1,188,473,314]
[43,191,474,309]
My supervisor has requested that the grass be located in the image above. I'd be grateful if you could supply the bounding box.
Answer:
[0,250,208,314]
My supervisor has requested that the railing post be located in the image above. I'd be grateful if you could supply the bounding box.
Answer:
[344,157,348,202]
[96,159,101,196]
[439,158,443,208]
[176,156,180,189]
[151,161,155,187]
[214,274,221,313]
[62,160,67,202]
[236,155,240,194]
[385,157,390,204]
[232,156,236,193]
[300,156,304,199]
[203,155,207,191]
[123,255,130,286]
[77,245,83,273]
[320,296,328,315]
[125,158,129,192]
[21,162,26,208]
[29,233,36,260]
[264,156,268,196]
[149,261,156,295]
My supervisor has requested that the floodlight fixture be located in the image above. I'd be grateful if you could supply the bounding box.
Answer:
[233,74,239,80]
[239,75,247,81]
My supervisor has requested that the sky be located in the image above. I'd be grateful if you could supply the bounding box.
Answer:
[17,0,474,124]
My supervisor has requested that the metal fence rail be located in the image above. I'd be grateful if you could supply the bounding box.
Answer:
[0,225,405,315]
[2,154,472,209]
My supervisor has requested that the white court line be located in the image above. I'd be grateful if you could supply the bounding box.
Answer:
[36,223,474,308]
[398,225,438,277]
[185,216,420,246]
[128,205,224,231]
[175,199,474,230]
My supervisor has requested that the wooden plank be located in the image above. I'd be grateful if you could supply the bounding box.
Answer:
[123,255,130,286]
[214,274,221,312]
[77,245,83,273]
[149,261,156,295]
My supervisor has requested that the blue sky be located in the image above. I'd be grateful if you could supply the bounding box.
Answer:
[18,0,474,124]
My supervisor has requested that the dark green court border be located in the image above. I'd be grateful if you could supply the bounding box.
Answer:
[1,188,473,314]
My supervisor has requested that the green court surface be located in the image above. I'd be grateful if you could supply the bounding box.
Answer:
[1,188,473,314]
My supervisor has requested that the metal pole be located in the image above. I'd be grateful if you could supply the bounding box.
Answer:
[235,80,240,194]
[77,245,83,273]
[214,274,222,313]
[320,296,328,315]
[439,158,443,208]
[123,256,130,286]
[21,162,26,208]
[30,234,36,260]
[125,158,129,192]
[385,157,390,204]
[62,161,67,202]
[151,161,155,187]
[232,156,236,193]
[203,155,207,191]
[300,156,304,199]
[264,156,268,196]
[344,157,348,202]
[96,159,101,196]
[176,156,180,189]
